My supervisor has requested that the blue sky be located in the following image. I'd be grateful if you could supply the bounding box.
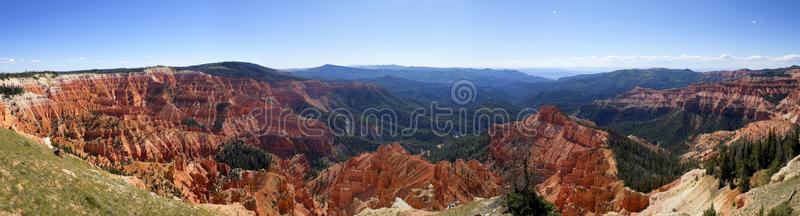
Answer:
[1,0,799,72]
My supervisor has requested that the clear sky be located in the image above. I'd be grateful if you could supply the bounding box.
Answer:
[1,0,799,72]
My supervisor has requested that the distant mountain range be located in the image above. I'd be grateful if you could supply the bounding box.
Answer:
[292,65,746,114]
[290,64,552,86]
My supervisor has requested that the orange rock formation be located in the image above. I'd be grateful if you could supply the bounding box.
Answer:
[489,106,649,215]
[0,68,510,216]
[0,68,386,215]
[310,143,505,216]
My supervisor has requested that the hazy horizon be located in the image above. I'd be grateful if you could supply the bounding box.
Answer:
[4,60,798,80]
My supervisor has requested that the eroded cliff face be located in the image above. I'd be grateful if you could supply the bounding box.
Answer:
[589,75,800,122]
[684,119,795,160]
[591,69,800,160]
[310,143,505,216]
[541,149,650,215]
[121,154,323,216]
[8,66,794,215]
[0,68,389,215]
[0,67,389,165]
[489,106,608,184]
[699,69,761,82]
[587,68,800,215]
[488,106,648,215]
[0,68,510,216]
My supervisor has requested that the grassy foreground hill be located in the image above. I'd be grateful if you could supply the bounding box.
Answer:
[0,128,218,215]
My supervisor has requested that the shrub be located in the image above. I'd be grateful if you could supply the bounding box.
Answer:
[85,194,101,208]
[768,201,793,216]
[216,140,273,171]
[213,102,230,131]
[0,71,58,80]
[703,205,716,216]
[180,117,207,131]
[0,85,24,98]
[503,191,560,216]
[738,172,750,193]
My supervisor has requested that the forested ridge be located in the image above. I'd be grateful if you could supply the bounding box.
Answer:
[706,127,800,192]
[605,128,694,193]
[215,140,274,171]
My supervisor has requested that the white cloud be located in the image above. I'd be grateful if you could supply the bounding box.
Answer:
[552,10,557,14]
[1,57,44,64]
[0,57,15,64]
[719,53,736,60]
[480,54,800,69]
[776,54,800,61]
[745,55,767,61]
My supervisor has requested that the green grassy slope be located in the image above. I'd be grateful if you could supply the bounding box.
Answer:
[0,128,215,215]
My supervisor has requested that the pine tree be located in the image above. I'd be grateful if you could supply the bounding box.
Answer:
[737,170,750,193]
[703,204,716,216]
